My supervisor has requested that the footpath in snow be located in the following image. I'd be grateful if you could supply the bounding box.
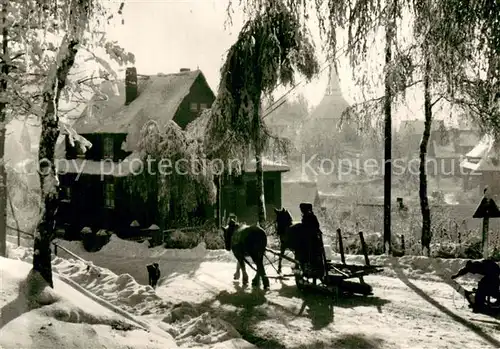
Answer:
[6,236,500,348]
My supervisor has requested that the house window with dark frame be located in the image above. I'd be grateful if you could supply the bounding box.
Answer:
[200,103,208,110]
[103,136,113,160]
[190,102,198,112]
[246,179,275,206]
[61,186,71,202]
[104,181,115,208]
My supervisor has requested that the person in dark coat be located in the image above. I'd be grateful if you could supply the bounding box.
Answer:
[153,262,161,287]
[299,203,325,278]
[451,259,500,312]
[147,263,161,288]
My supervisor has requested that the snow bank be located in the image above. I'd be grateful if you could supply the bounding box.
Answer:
[328,253,481,283]
[0,257,177,349]
[6,242,252,348]
[50,235,235,285]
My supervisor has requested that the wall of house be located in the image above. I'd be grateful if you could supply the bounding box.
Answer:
[65,133,131,162]
[174,74,215,129]
[220,171,283,224]
[57,174,120,233]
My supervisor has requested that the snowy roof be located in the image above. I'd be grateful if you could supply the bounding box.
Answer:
[243,157,290,173]
[71,70,214,152]
[466,134,494,158]
[460,134,500,172]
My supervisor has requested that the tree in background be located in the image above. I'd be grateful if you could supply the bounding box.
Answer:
[207,1,319,226]
[0,0,133,286]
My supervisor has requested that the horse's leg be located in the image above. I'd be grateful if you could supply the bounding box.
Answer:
[277,239,285,274]
[233,262,240,280]
[237,257,249,286]
[252,254,269,290]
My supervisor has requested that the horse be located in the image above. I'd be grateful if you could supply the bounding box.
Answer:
[222,219,270,289]
[274,207,303,274]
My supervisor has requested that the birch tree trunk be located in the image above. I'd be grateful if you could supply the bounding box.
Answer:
[420,43,432,256]
[0,2,8,257]
[383,1,395,255]
[254,101,266,227]
[33,0,90,288]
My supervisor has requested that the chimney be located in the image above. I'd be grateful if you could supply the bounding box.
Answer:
[180,68,190,72]
[125,67,138,105]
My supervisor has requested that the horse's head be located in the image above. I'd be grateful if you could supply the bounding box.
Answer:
[274,207,293,236]
[221,219,238,251]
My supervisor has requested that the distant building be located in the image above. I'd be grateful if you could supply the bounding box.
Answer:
[298,64,362,160]
[460,134,500,197]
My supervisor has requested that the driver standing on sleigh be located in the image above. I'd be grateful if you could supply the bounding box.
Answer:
[451,259,500,312]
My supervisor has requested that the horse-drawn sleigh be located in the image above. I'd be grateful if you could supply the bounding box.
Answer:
[222,203,384,299]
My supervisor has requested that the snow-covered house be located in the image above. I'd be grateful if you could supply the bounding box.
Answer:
[460,134,500,196]
[55,67,216,233]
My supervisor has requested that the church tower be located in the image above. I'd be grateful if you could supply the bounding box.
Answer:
[325,64,343,99]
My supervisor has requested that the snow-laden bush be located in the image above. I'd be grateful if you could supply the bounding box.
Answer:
[82,228,111,252]
[164,229,201,249]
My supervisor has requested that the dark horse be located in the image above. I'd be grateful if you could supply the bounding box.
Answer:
[222,219,270,289]
[274,207,302,274]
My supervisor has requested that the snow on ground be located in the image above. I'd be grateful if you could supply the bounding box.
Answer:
[0,257,177,349]
[6,241,256,349]
[6,236,500,348]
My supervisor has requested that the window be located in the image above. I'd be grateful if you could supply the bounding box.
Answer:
[200,103,208,110]
[264,180,275,204]
[61,186,71,202]
[245,179,275,206]
[103,136,113,160]
[190,102,198,112]
[104,181,115,208]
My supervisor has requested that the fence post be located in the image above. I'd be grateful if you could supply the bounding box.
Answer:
[337,228,346,265]
[53,243,58,256]
[401,234,405,255]
[359,231,370,266]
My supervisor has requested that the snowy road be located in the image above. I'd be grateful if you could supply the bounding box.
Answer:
[157,260,500,349]
[35,238,500,348]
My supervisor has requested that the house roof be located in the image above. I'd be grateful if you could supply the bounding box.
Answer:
[243,158,290,173]
[460,134,500,172]
[466,134,493,158]
[70,70,210,152]
[281,181,320,219]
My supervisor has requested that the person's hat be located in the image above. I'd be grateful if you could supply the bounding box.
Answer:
[299,203,313,211]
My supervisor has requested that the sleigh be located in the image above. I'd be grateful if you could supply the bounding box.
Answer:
[265,225,383,298]
[450,278,500,316]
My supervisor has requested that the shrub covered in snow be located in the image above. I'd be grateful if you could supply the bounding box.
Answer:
[82,228,112,252]
[203,228,225,250]
[164,229,201,249]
